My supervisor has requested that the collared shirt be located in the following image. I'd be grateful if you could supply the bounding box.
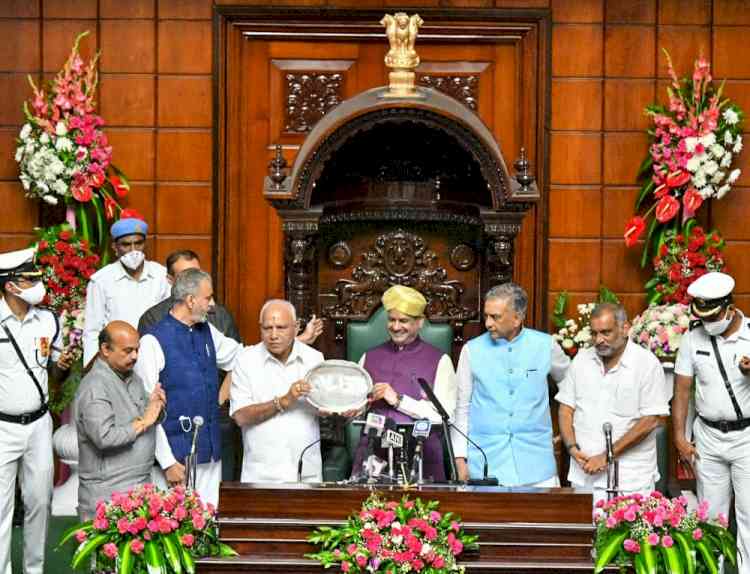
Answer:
[134,322,241,469]
[0,297,61,414]
[675,311,750,421]
[555,341,670,489]
[230,341,324,483]
[137,296,242,343]
[83,260,171,365]
[452,329,569,458]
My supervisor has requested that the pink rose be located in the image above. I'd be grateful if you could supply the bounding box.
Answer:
[174,506,187,521]
[347,544,358,555]
[102,542,118,559]
[341,561,350,573]
[117,517,130,534]
[647,533,659,546]
[192,513,206,530]
[624,508,637,522]
[131,539,145,555]
[429,511,441,523]
[624,539,641,554]
[411,559,424,571]
[662,535,674,548]
[718,513,729,528]
[451,540,464,555]
[93,518,109,531]
[74,530,87,543]
[355,554,367,567]
[450,521,460,532]
[693,528,703,541]
[181,534,195,547]
[606,516,618,528]
[433,556,445,568]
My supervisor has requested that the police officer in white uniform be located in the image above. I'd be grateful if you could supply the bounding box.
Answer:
[0,247,73,574]
[674,272,750,573]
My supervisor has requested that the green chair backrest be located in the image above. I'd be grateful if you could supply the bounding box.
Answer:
[346,306,453,363]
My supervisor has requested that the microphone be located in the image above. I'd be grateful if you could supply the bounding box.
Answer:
[297,437,322,482]
[603,422,613,462]
[185,415,205,491]
[410,419,432,483]
[448,423,499,486]
[364,412,386,457]
[603,421,619,501]
[415,377,458,483]
[381,418,402,482]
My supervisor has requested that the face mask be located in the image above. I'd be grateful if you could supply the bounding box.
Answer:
[12,281,46,306]
[703,311,733,336]
[120,250,145,271]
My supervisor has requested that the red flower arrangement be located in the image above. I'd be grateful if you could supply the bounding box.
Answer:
[623,51,743,266]
[57,484,236,574]
[645,221,726,305]
[308,494,478,574]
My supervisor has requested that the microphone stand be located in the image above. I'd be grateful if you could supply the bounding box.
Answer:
[185,421,202,491]
[297,438,322,482]
[603,422,619,501]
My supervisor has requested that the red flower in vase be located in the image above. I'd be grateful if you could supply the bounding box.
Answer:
[655,195,680,223]
[624,216,646,247]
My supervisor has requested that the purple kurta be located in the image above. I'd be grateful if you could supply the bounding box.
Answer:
[352,338,446,481]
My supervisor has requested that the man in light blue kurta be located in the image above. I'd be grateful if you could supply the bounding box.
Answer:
[452,283,570,486]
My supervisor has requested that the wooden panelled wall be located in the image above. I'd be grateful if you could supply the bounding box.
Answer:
[1,0,749,341]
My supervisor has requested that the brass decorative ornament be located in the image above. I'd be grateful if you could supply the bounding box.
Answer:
[380,13,424,98]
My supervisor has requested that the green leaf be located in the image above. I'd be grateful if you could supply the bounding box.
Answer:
[179,544,195,574]
[119,539,134,574]
[56,522,93,550]
[694,539,718,574]
[145,539,166,574]
[75,202,91,245]
[594,529,628,573]
[672,531,696,574]
[161,533,183,574]
[70,533,108,570]
[660,544,684,574]
[218,542,238,557]
[640,537,658,574]
[598,285,620,304]
[640,217,660,269]
[635,180,656,210]
[644,277,660,290]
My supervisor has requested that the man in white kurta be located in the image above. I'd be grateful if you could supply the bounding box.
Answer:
[674,272,750,573]
[556,303,670,508]
[83,217,170,365]
[230,300,324,483]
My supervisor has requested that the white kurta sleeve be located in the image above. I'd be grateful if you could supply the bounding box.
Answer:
[133,334,176,469]
[638,359,671,416]
[549,340,571,383]
[209,323,242,372]
[398,354,457,424]
[554,359,577,408]
[451,345,472,458]
[229,350,256,416]
[83,278,106,366]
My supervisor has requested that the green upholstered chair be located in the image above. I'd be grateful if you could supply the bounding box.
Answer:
[321,306,453,481]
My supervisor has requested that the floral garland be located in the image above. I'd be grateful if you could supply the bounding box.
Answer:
[551,286,620,357]
[645,221,726,305]
[594,492,735,574]
[624,51,743,267]
[16,31,130,265]
[307,494,478,574]
[57,484,236,574]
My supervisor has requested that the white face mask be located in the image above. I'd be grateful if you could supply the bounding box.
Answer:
[120,250,145,271]
[703,310,734,336]
[12,281,46,306]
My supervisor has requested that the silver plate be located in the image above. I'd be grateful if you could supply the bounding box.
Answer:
[305,360,373,413]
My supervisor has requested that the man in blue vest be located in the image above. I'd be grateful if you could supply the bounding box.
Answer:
[135,268,242,506]
[452,282,570,486]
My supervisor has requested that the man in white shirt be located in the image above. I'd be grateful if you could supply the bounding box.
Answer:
[556,303,670,507]
[0,247,73,574]
[674,272,750,573]
[134,269,241,506]
[83,217,170,365]
[230,299,324,483]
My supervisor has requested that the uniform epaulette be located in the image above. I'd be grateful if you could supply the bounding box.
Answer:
[689,319,702,331]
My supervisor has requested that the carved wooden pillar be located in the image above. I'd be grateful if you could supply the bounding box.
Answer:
[284,222,319,324]
[482,221,519,297]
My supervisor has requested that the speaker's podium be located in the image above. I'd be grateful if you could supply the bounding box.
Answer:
[197,482,604,574]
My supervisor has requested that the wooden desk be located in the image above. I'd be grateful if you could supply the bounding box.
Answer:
[197,482,609,574]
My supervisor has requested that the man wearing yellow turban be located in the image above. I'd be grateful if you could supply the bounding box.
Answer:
[351,285,457,481]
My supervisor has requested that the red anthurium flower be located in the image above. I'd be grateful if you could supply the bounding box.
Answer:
[103,195,118,221]
[666,170,691,188]
[109,175,129,198]
[655,195,680,223]
[624,216,647,247]
[71,184,93,202]
[682,188,703,215]
[653,184,669,199]
[120,208,144,220]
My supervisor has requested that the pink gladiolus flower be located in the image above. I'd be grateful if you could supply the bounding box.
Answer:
[433,556,445,568]
[355,555,367,567]
[606,516,618,528]
[624,539,641,554]
[131,539,145,555]
[93,518,108,530]
[341,561,350,572]
[693,528,703,541]
[147,519,160,533]
[647,533,659,546]
[624,508,637,522]
[662,535,674,548]
[450,521,460,532]
[430,511,442,522]
[102,543,118,559]
[117,517,130,534]
[718,513,729,528]
[174,506,187,521]
[451,540,464,555]
[595,499,605,509]
[697,500,710,521]
[347,543,358,555]
[192,513,206,530]
[181,534,195,547]
[74,530,87,543]
[412,559,424,571]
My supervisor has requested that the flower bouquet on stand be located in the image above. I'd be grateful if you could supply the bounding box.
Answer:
[15,31,130,265]
[551,286,620,358]
[57,484,236,574]
[624,51,743,267]
[307,494,478,573]
[629,303,693,364]
[594,493,736,574]
[35,223,99,412]
[645,221,726,305]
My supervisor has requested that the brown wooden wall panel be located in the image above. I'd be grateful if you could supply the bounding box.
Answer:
[0,21,40,71]
[0,182,37,232]
[548,240,601,292]
[159,0,214,19]
[711,188,750,241]
[552,25,603,77]
[606,0,656,23]
[44,0,98,19]
[100,0,155,18]
[0,74,39,125]
[156,131,212,181]
[713,0,750,25]
[604,25,655,78]
[551,0,602,22]
[659,0,711,25]
[42,20,97,72]
[657,26,711,78]
[600,240,653,293]
[100,20,156,73]
[714,27,750,79]
[551,79,602,131]
[158,77,212,127]
[0,130,21,178]
[106,130,156,180]
[601,187,639,239]
[550,133,601,185]
[603,132,648,185]
[548,187,602,238]
[158,20,212,74]
[99,75,156,126]
[156,184,213,234]
[603,79,654,130]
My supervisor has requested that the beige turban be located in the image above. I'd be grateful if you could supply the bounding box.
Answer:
[382,285,427,317]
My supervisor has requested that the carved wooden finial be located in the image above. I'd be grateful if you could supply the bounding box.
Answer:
[380,12,424,98]
[268,144,288,189]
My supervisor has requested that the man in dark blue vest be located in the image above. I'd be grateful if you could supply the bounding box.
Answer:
[134,268,241,506]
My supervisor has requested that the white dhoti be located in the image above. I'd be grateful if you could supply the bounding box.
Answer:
[152,459,222,508]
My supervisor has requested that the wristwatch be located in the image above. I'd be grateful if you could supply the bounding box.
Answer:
[566,442,580,453]
[394,393,403,409]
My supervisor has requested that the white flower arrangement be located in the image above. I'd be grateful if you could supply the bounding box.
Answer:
[629,303,693,361]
